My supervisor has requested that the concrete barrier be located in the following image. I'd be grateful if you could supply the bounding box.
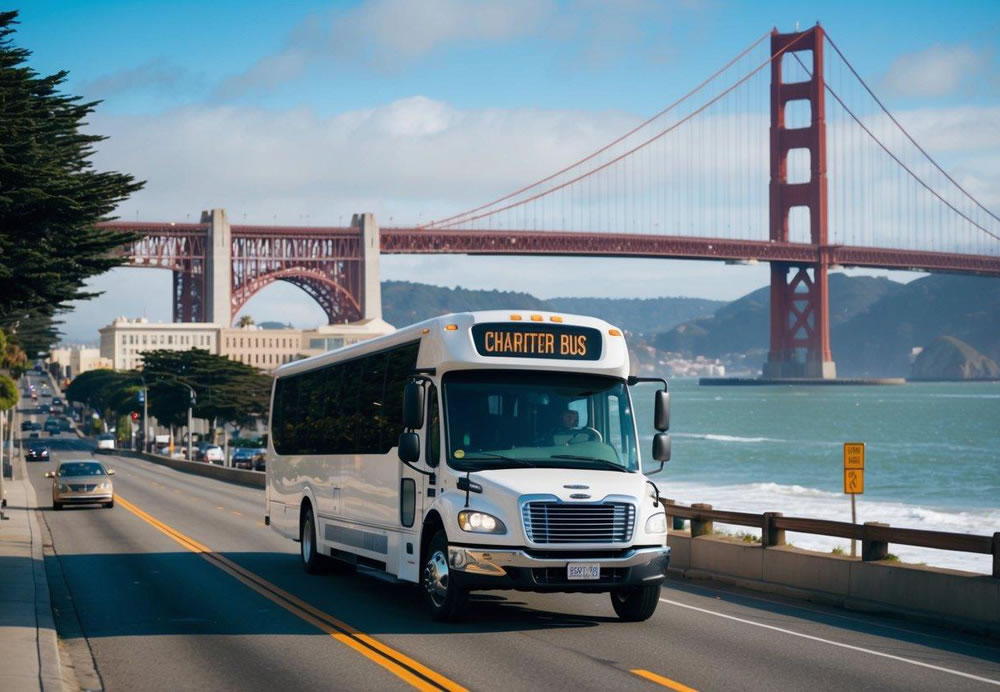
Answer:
[668,531,1000,635]
[114,450,265,489]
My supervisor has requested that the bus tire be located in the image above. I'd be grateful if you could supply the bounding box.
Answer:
[300,509,326,574]
[610,585,660,622]
[422,530,467,621]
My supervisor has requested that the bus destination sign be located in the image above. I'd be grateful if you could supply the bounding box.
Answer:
[471,323,602,361]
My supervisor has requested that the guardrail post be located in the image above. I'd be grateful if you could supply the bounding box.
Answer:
[993,532,999,579]
[661,498,686,531]
[690,503,713,537]
[762,512,785,547]
[862,522,889,562]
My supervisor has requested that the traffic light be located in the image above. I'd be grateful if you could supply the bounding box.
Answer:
[130,411,139,421]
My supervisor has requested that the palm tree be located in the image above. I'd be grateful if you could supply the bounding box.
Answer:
[236,315,254,328]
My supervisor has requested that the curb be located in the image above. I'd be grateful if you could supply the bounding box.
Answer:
[13,451,69,691]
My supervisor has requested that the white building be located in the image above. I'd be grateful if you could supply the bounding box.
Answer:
[99,317,218,370]
[49,347,112,377]
[98,316,395,372]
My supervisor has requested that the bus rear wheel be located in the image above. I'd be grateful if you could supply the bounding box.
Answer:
[610,585,660,622]
[422,531,468,621]
[300,509,327,574]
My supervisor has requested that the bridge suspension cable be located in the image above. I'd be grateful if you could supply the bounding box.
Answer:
[424,31,810,235]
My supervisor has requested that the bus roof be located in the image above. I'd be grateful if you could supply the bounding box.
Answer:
[274,310,630,380]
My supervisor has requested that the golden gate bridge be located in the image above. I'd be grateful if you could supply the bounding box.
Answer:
[100,25,1000,379]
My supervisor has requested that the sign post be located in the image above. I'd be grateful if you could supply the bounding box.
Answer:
[843,442,865,557]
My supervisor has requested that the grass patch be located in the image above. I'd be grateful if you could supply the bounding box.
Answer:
[831,545,846,555]
[883,553,901,563]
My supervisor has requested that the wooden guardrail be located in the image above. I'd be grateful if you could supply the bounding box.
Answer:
[660,499,1000,578]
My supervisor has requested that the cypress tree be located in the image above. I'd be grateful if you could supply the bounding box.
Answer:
[0,10,144,356]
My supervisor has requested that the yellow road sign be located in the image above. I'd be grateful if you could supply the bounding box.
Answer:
[844,468,864,494]
[843,442,865,469]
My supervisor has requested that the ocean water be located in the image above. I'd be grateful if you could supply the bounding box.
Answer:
[638,379,1000,574]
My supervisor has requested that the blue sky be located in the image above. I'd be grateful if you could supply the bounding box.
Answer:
[12,1,1000,340]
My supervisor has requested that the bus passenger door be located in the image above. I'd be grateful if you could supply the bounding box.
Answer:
[397,383,439,582]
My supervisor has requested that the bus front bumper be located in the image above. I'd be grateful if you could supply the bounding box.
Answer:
[447,545,669,592]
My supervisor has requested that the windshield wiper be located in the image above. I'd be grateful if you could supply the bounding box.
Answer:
[457,452,536,468]
[550,455,631,472]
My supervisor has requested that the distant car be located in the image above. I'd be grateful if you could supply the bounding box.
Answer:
[21,420,34,432]
[253,457,266,473]
[231,447,264,470]
[45,460,115,510]
[28,421,41,432]
[201,444,224,464]
[30,391,38,400]
[38,403,51,414]
[43,418,62,436]
[40,390,52,399]
[96,433,116,451]
[25,443,49,462]
[52,398,63,407]
[28,431,40,439]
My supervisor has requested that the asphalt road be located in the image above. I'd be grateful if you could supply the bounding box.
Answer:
[16,402,1000,690]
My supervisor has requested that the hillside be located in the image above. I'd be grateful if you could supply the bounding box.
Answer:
[654,273,1000,377]
[911,336,1000,380]
[381,281,722,334]
[654,274,903,361]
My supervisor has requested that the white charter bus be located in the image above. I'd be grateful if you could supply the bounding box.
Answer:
[266,311,672,621]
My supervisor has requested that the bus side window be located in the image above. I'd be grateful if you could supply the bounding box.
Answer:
[426,385,440,467]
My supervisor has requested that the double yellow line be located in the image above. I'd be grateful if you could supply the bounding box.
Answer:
[116,496,465,691]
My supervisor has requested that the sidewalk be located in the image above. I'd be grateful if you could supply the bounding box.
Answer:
[0,457,64,691]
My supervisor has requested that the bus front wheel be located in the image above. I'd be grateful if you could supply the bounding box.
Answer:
[422,531,468,621]
[610,585,660,622]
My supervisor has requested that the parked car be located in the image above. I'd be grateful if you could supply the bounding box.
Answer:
[26,442,50,462]
[96,433,116,451]
[199,444,224,464]
[45,460,115,510]
[231,447,264,470]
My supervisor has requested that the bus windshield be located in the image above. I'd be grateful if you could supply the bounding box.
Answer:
[443,370,638,472]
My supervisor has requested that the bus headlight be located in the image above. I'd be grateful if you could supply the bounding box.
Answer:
[458,511,506,534]
[645,513,667,534]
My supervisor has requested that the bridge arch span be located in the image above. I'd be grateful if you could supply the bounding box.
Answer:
[231,268,362,326]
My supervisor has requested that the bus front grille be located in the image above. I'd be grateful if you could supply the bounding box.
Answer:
[522,502,635,544]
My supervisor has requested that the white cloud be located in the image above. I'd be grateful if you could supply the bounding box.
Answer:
[215,0,555,97]
[882,43,990,98]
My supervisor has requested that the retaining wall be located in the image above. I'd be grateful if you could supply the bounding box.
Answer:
[115,450,265,489]
[668,531,1000,634]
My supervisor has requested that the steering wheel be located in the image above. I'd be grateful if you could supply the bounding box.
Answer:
[569,426,603,444]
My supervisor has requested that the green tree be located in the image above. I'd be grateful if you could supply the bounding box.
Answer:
[0,11,144,353]
[236,315,254,327]
[0,374,17,411]
[139,349,271,436]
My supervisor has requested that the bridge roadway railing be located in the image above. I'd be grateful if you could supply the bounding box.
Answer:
[660,499,1000,577]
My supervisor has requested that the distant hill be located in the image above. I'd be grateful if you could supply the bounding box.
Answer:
[655,273,1000,377]
[546,296,722,335]
[654,274,903,361]
[833,274,1000,376]
[381,281,722,334]
[383,282,549,328]
[911,336,1000,380]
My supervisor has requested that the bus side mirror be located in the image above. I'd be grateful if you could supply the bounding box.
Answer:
[654,390,670,432]
[652,432,671,462]
[398,432,420,463]
[403,382,424,430]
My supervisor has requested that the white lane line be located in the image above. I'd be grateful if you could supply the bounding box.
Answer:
[660,598,1000,687]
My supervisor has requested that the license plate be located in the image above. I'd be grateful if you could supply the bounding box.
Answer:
[567,563,600,580]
